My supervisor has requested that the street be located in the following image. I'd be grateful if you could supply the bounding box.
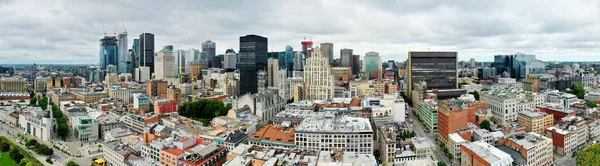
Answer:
[406,106,452,164]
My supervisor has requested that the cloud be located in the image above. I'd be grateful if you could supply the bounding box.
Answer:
[1,0,600,64]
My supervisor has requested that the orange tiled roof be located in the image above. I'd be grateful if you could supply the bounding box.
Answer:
[249,124,295,144]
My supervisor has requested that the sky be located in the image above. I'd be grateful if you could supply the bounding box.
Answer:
[1,0,600,64]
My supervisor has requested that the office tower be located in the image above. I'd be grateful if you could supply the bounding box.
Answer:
[285,46,294,76]
[223,49,237,70]
[202,40,216,67]
[117,31,128,73]
[304,47,334,100]
[128,49,135,74]
[352,54,360,76]
[293,51,303,71]
[301,40,313,58]
[469,58,475,68]
[267,58,279,87]
[477,67,496,79]
[154,47,176,79]
[239,34,268,95]
[139,33,155,74]
[407,51,458,98]
[176,50,185,75]
[132,39,140,68]
[99,36,118,70]
[211,56,221,68]
[340,48,353,67]
[186,49,200,63]
[320,43,333,65]
[365,52,382,80]
[493,53,545,80]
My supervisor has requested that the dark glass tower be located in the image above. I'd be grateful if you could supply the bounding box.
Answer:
[139,33,155,74]
[99,36,118,70]
[202,40,216,67]
[407,51,458,98]
[239,34,268,95]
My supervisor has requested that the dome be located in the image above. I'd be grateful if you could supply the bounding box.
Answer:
[501,71,510,78]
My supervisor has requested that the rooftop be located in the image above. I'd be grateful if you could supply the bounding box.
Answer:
[411,137,433,150]
[249,124,295,144]
[509,132,551,150]
[518,111,548,118]
[463,141,513,165]
[296,115,372,133]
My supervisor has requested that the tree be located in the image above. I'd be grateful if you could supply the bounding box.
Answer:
[39,97,48,110]
[469,91,480,100]
[18,99,25,103]
[29,97,37,105]
[570,83,585,99]
[480,120,492,131]
[66,161,79,166]
[577,143,600,165]
[481,88,490,91]
[25,139,38,147]
[0,142,9,152]
[19,158,30,166]
[489,116,495,122]
[586,101,598,108]
[57,123,69,139]
[9,149,24,162]
[437,161,447,166]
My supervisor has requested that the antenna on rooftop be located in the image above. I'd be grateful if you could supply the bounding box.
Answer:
[102,24,106,36]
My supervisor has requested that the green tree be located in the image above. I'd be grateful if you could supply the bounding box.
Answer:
[480,119,492,131]
[29,97,37,105]
[0,142,9,151]
[9,149,24,162]
[437,161,447,166]
[469,91,480,100]
[570,83,585,99]
[577,143,600,166]
[25,139,38,147]
[481,88,490,91]
[57,123,69,139]
[19,158,30,166]
[18,99,25,102]
[586,101,598,108]
[39,97,48,110]
[66,161,79,166]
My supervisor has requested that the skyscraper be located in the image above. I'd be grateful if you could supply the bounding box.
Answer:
[99,36,118,70]
[340,48,353,67]
[285,46,294,76]
[176,50,185,75]
[202,40,216,67]
[407,51,458,98]
[223,49,237,70]
[320,43,333,65]
[365,52,382,80]
[352,54,360,76]
[139,33,155,74]
[239,34,268,95]
[132,39,140,68]
[301,40,313,58]
[117,31,128,73]
[154,47,175,79]
[267,58,279,87]
[304,47,334,100]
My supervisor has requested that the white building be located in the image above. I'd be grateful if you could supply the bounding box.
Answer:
[70,115,99,142]
[472,129,494,145]
[234,88,285,123]
[135,66,151,82]
[461,141,513,166]
[480,87,544,124]
[0,106,17,127]
[18,107,53,142]
[295,115,373,154]
[103,141,138,166]
[104,128,134,142]
[141,137,173,162]
[154,48,176,80]
[108,87,131,104]
[303,47,334,100]
[223,49,237,70]
[448,133,467,162]
[545,90,580,108]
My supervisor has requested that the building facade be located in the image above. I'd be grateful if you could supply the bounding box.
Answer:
[239,35,268,95]
[303,47,334,100]
[407,51,457,98]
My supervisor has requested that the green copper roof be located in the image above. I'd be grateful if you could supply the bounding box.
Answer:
[158,48,172,53]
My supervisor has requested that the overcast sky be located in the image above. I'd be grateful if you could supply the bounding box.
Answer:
[1,0,600,64]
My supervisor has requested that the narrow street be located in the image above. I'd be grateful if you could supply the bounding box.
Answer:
[406,106,451,164]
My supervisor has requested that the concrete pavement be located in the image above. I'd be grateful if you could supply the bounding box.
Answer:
[406,106,451,164]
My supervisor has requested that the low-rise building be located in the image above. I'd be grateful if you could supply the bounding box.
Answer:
[416,99,438,132]
[121,113,161,133]
[497,132,553,166]
[295,115,373,154]
[537,103,576,121]
[70,115,99,142]
[518,111,554,135]
[545,116,587,156]
[102,141,140,166]
[448,133,467,163]
[460,141,513,166]
[472,129,493,145]
[480,87,544,124]
[18,107,53,142]
[247,124,295,149]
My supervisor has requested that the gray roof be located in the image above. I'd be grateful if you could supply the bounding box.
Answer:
[497,146,527,166]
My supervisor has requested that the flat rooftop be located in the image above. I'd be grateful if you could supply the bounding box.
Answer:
[296,114,372,133]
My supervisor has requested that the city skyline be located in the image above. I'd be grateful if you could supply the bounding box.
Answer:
[2,0,600,64]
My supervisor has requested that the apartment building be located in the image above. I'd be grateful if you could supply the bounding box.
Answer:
[517,111,553,135]
[461,141,513,166]
[498,132,553,166]
[295,115,373,154]
[480,87,544,124]
[545,116,588,156]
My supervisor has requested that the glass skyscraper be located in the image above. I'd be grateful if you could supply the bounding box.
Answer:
[139,33,155,74]
[285,46,294,76]
[117,32,128,73]
[239,34,268,95]
[99,36,118,70]
[202,40,216,67]
[132,39,140,68]
[407,51,458,98]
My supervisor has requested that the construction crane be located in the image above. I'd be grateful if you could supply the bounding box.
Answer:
[176,65,203,103]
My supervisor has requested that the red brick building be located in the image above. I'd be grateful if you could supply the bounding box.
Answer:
[437,99,487,142]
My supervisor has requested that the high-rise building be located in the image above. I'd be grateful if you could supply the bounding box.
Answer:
[202,40,216,67]
[99,36,118,70]
[284,46,294,76]
[223,49,237,70]
[211,56,222,68]
[437,97,486,143]
[352,54,360,76]
[340,48,353,67]
[154,47,176,79]
[117,31,128,73]
[407,51,458,98]
[175,50,185,75]
[493,53,545,80]
[469,58,475,68]
[267,58,279,87]
[163,45,173,51]
[186,49,200,63]
[239,34,268,95]
[303,47,334,100]
[320,43,333,65]
[293,51,303,71]
[301,40,313,58]
[132,39,140,68]
[365,52,382,80]
[146,80,168,98]
[139,33,155,74]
